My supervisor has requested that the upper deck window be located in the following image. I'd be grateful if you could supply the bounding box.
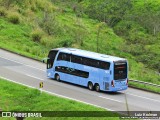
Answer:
[57,52,110,70]
[57,52,70,61]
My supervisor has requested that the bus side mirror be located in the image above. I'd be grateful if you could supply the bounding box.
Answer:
[42,58,49,63]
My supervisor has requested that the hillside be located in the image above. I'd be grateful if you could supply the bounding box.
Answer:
[0,0,159,86]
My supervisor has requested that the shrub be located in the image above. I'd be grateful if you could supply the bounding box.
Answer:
[58,39,73,47]
[36,0,55,12]
[0,7,6,17]
[31,29,43,42]
[23,45,30,52]
[38,12,62,36]
[40,37,54,47]
[7,12,20,24]
[31,46,41,56]
[40,37,47,46]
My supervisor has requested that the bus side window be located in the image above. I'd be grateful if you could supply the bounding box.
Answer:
[99,61,110,70]
[82,57,88,65]
[65,53,70,62]
[57,53,63,61]
[71,55,82,64]
[82,57,99,68]
[90,59,99,68]
[57,53,70,61]
[63,53,67,60]
[71,55,75,62]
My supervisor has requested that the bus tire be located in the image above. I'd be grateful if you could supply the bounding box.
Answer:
[95,83,100,92]
[88,82,93,91]
[55,74,60,82]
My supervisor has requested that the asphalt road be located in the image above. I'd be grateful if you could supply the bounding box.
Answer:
[0,49,160,113]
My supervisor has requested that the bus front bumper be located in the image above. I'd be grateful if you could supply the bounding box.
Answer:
[109,86,128,92]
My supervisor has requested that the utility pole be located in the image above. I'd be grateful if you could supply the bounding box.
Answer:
[124,91,130,116]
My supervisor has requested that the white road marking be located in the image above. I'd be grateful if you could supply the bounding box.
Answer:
[0,56,45,71]
[25,74,44,81]
[25,64,45,72]
[99,96,123,103]
[0,76,115,111]
[0,76,36,89]
[43,90,115,111]
[126,93,160,103]
[1,55,160,105]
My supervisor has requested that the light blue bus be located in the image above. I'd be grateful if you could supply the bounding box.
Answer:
[45,48,128,92]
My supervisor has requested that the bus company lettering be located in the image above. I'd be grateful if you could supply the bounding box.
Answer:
[28,113,42,117]
[12,112,42,117]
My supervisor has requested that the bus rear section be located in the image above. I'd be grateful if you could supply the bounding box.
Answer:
[109,61,128,91]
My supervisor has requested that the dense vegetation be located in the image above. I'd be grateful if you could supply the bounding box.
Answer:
[0,0,159,85]
[81,0,160,72]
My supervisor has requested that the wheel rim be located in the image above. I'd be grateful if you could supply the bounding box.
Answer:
[56,75,60,81]
[96,85,100,91]
[89,83,93,90]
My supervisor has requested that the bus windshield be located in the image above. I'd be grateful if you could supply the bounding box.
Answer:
[114,62,127,80]
[47,50,58,69]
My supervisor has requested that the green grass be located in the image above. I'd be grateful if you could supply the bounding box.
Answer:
[129,82,160,93]
[0,78,120,120]
[0,18,48,60]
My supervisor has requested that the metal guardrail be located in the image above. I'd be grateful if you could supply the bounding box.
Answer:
[129,79,160,88]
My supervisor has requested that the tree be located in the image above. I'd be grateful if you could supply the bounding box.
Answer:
[85,0,132,27]
[38,11,60,36]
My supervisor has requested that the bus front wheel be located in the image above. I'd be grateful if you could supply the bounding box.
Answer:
[55,74,60,82]
[88,82,93,91]
[95,84,100,92]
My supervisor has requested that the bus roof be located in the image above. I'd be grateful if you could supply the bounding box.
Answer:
[51,48,126,62]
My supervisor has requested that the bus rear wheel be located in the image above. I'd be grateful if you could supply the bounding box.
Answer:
[55,74,60,82]
[88,82,93,90]
[95,84,100,92]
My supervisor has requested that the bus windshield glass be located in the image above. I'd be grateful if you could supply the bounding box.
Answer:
[114,62,127,80]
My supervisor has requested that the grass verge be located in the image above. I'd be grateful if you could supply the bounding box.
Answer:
[0,78,120,120]
[129,82,160,94]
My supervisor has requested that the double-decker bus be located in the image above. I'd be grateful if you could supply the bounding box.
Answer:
[44,48,128,92]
